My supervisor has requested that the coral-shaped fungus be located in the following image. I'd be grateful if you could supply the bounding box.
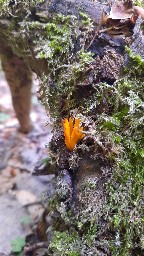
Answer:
[63,117,85,150]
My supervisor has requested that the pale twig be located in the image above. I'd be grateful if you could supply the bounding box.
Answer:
[86,9,108,50]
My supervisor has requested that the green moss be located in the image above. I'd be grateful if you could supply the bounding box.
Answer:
[125,47,144,78]
[32,14,94,117]
[71,46,144,254]
[103,59,144,254]
[50,231,81,256]
[134,0,144,7]
[0,0,45,18]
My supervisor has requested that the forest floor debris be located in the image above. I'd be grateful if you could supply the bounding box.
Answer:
[0,69,53,254]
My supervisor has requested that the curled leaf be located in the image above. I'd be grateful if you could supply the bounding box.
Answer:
[109,0,134,20]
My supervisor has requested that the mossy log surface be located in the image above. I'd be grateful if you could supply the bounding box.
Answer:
[0,0,144,255]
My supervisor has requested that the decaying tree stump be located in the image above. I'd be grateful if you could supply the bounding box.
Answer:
[0,0,144,255]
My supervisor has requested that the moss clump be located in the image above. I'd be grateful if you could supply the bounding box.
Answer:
[34,13,94,117]
[49,48,144,255]
[103,53,144,255]
[49,231,81,256]
[125,47,144,78]
[134,0,144,7]
[0,0,45,16]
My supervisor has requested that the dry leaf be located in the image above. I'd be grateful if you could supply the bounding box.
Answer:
[15,190,37,206]
[109,0,134,20]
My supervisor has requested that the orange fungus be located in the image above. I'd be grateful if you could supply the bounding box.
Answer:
[63,117,85,150]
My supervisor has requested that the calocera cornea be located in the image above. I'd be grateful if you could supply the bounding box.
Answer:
[63,117,85,151]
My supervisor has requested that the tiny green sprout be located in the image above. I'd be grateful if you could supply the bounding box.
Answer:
[11,237,26,254]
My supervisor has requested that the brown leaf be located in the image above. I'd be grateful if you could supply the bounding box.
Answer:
[10,168,20,177]
[109,0,134,20]
[15,190,37,206]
